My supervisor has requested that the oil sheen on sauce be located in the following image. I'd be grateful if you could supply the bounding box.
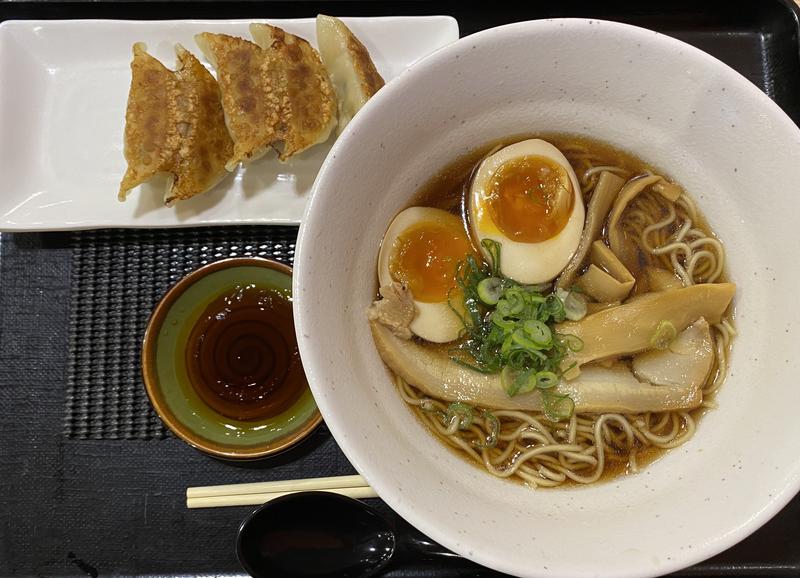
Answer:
[186,284,304,421]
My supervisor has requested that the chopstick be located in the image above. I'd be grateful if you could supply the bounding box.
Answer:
[186,474,377,509]
[187,473,368,498]
[187,486,378,509]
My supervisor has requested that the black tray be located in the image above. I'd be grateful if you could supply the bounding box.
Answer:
[1,1,799,577]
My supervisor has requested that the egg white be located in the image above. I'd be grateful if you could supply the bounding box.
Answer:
[377,207,467,343]
[469,139,585,284]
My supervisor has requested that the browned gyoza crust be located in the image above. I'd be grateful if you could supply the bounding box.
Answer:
[119,43,233,204]
[341,23,384,98]
[195,32,287,169]
[250,24,337,160]
[119,44,174,200]
[197,27,337,166]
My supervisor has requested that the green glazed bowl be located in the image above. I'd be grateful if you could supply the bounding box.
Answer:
[142,258,321,459]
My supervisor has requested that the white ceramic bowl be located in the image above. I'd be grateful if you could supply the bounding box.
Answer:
[294,18,800,578]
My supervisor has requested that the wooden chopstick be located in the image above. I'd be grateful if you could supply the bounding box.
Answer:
[187,485,378,509]
[187,474,368,499]
[185,474,376,509]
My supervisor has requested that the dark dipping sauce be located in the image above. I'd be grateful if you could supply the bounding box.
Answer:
[186,284,304,421]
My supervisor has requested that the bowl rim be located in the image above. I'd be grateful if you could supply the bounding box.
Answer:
[142,256,322,460]
[296,16,800,578]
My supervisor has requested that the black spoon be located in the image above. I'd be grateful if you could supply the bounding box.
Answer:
[236,491,465,577]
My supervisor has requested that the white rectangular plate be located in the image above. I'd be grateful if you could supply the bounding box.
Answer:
[0,16,458,231]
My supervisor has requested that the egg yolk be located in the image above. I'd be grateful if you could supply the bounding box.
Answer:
[388,218,474,303]
[484,155,575,243]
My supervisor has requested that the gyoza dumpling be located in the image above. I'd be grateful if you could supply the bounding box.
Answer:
[119,43,233,205]
[250,23,337,159]
[316,15,385,134]
[197,28,337,166]
[195,33,287,169]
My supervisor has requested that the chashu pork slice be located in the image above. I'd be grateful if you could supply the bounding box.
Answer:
[367,284,716,414]
[370,319,714,414]
[632,318,714,389]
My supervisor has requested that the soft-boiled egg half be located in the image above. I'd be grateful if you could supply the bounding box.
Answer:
[469,139,585,284]
[378,207,475,343]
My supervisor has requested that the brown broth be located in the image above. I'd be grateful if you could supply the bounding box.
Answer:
[396,133,731,486]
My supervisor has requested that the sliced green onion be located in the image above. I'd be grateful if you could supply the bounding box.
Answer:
[506,349,529,370]
[502,366,540,396]
[542,392,575,421]
[481,239,502,277]
[452,255,486,330]
[512,349,548,371]
[523,320,552,347]
[512,328,542,351]
[516,369,537,395]
[445,402,474,430]
[446,287,471,330]
[545,293,566,320]
[650,320,677,350]
[558,333,584,352]
[500,333,514,357]
[448,248,577,412]
[524,293,547,305]
[474,410,499,449]
[477,277,504,305]
[491,312,515,331]
[563,291,588,321]
[515,346,547,361]
[486,324,505,344]
[501,365,519,396]
[498,288,526,316]
[535,371,559,389]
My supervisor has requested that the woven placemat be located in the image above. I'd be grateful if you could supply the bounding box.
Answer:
[63,226,298,440]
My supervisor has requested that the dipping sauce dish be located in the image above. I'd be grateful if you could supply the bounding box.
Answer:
[143,257,321,459]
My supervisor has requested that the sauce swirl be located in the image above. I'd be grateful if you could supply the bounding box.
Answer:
[186,284,304,421]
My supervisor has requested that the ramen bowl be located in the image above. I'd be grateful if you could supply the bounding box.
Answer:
[294,19,800,578]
